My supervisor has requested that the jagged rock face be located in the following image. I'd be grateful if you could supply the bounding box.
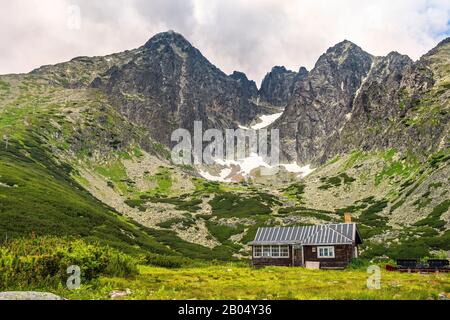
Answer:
[276,38,449,165]
[259,66,306,107]
[320,41,449,163]
[319,52,414,159]
[230,71,258,100]
[290,67,309,94]
[32,31,449,166]
[92,31,260,145]
[353,52,414,119]
[274,40,374,163]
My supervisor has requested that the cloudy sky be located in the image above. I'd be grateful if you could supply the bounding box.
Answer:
[1,0,449,84]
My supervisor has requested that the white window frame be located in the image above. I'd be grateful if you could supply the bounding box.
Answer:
[253,245,290,258]
[279,245,289,257]
[271,245,280,257]
[253,245,262,257]
[317,246,335,258]
[262,246,271,257]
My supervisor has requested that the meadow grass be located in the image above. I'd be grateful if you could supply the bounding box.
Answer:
[58,265,450,300]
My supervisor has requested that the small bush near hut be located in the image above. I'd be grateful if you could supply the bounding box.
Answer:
[0,236,138,290]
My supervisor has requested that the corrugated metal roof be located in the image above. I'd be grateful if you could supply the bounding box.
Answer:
[250,223,357,245]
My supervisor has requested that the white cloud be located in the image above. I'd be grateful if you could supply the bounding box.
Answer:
[0,0,449,84]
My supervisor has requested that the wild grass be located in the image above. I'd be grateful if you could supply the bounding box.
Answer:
[341,150,367,170]
[2,237,448,300]
[58,265,450,300]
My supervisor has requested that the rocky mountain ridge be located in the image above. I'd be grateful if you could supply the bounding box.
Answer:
[275,38,449,166]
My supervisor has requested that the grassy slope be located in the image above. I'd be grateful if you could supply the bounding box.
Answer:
[59,265,450,300]
[0,75,178,256]
[0,138,172,255]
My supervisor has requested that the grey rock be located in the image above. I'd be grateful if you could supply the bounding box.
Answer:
[92,31,261,146]
[274,40,374,163]
[230,71,258,99]
[0,291,64,300]
[259,66,306,107]
[274,37,449,165]
[109,288,132,299]
[318,41,448,164]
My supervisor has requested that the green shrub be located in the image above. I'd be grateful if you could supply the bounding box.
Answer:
[347,258,370,269]
[143,228,237,261]
[209,192,273,218]
[414,200,450,230]
[205,221,245,243]
[357,199,388,234]
[157,217,196,230]
[318,173,356,189]
[124,199,145,208]
[0,236,138,290]
[281,183,305,201]
[139,253,190,268]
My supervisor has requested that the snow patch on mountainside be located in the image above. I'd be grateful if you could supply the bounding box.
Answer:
[199,155,314,182]
[239,112,283,130]
[199,111,314,182]
[251,112,283,130]
[198,168,232,182]
[280,163,315,177]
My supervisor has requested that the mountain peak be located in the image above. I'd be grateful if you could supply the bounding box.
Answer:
[230,71,250,81]
[298,66,309,76]
[423,36,450,58]
[260,66,299,107]
[385,51,412,63]
[144,30,192,49]
[316,39,373,68]
[435,36,450,48]
[271,66,287,72]
[326,39,362,55]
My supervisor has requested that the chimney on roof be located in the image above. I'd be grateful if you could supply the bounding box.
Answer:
[344,213,352,223]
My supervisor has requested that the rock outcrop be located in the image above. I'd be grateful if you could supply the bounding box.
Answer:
[273,38,449,165]
[273,40,374,163]
[259,66,307,107]
[91,31,261,145]
[0,292,64,300]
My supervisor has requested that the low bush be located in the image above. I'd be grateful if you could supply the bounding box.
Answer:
[0,236,138,289]
[414,200,450,230]
[347,258,371,269]
[139,253,190,268]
